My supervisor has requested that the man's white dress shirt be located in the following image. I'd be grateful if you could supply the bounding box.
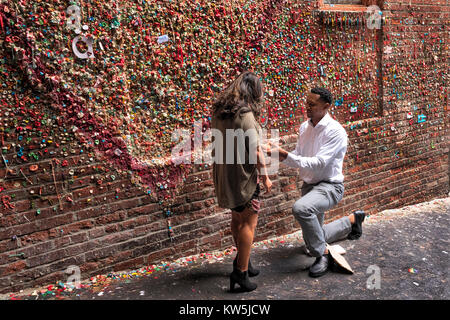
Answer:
[282,113,348,184]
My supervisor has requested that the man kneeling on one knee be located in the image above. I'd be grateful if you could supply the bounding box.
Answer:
[265,87,365,278]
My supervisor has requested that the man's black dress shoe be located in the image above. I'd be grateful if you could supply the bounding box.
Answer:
[347,210,365,240]
[309,253,331,278]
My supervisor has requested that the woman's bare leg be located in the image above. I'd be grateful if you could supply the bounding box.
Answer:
[234,207,259,272]
[231,211,241,251]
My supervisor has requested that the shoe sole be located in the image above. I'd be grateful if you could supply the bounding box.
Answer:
[230,286,257,293]
[347,233,362,240]
[348,211,365,240]
[308,269,329,278]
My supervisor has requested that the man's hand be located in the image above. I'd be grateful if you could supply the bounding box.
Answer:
[262,141,288,162]
[262,141,276,156]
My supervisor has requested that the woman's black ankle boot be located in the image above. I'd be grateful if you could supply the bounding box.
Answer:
[230,269,257,293]
[233,255,260,277]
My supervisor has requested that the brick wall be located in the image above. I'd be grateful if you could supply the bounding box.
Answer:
[0,0,449,292]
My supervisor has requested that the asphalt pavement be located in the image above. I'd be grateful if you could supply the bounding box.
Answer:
[73,198,450,300]
[3,198,449,301]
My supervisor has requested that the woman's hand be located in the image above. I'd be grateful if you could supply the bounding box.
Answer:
[261,175,272,194]
[262,144,271,156]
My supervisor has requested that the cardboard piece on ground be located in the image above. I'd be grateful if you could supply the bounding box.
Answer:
[329,244,346,255]
[327,244,353,274]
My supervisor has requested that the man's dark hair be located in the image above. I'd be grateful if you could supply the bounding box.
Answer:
[311,87,333,105]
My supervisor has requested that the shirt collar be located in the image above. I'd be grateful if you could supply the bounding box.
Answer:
[309,112,331,128]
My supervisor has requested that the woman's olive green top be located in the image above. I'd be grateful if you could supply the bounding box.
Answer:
[212,111,260,209]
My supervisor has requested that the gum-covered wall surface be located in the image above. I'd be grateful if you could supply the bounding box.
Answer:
[0,0,448,292]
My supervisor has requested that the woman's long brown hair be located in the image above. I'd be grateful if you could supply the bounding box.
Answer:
[212,71,263,120]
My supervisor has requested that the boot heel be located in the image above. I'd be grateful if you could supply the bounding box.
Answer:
[229,270,257,293]
[230,278,236,292]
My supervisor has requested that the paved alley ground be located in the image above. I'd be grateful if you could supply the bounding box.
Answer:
[2,197,449,301]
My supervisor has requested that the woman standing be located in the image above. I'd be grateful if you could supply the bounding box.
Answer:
[211,71,272,293]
